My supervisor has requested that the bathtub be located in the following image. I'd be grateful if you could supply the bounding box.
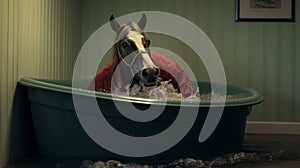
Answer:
[19,77,263,164]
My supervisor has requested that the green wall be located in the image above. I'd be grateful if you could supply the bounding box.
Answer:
[0,0,81,166]
[81,0,300,122]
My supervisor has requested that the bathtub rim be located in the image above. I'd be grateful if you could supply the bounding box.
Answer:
[19,77,263,107]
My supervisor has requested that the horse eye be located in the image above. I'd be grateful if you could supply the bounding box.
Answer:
[121,42,128,48]
[143,38,150,47]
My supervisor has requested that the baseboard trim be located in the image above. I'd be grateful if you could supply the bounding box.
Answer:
[246,121,300,135]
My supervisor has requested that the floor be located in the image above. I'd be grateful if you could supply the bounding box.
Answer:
[229,134,300,168]
[5,134,300,168]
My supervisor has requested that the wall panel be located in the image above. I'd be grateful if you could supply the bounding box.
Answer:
[295,14,300,121]
[0,0,81,166]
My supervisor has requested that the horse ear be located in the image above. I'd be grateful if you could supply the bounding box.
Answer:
[137,13,147,30]
[110,14,121,32]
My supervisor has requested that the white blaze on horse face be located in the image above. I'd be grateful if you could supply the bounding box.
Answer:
[127,31,145,52]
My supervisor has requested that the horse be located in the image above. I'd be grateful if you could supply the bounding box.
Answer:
[87,14,194,97]
[109,13,160,88]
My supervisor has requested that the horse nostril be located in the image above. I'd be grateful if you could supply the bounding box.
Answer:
[154,67,160,76]
[142,68,149,78]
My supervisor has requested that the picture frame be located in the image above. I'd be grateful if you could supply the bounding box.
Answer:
[235,0,295,22]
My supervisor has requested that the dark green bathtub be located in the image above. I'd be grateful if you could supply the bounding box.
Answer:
[19,77,263,164]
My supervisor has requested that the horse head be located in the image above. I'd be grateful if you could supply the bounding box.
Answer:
[110,14,160,87]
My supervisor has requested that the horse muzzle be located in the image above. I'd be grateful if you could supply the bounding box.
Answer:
[141,67,160,86]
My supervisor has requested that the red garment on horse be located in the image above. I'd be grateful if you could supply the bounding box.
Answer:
[86,52,194,96]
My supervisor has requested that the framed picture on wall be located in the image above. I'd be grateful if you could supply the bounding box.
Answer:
[235,0,295,22]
